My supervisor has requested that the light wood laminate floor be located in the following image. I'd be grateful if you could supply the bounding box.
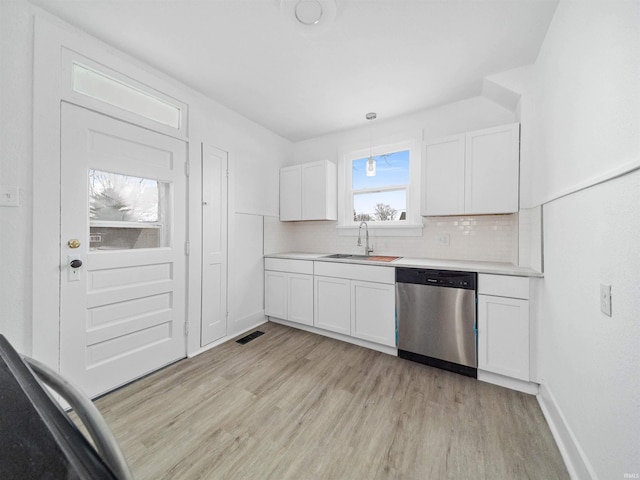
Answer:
[94,322,569,480]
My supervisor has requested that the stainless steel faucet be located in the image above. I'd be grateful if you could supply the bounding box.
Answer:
[357,221,374,256]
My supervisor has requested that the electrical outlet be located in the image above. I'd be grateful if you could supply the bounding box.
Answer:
[0,185,19,207]
[437,233,450,246]
[600,284,612,316]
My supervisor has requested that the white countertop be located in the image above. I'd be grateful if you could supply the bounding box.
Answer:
[265,252,543,277]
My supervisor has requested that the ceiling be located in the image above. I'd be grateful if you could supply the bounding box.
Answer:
[29,0,558,141]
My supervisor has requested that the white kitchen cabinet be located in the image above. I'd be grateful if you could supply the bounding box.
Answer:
[279,166,302,221]
[465,123,520,214]
[422,134,465,216]
[477,274,530,382]
[351,280,396,347]
[265,258,396,349]
[422,123,520,216]
[279,160,337,221]
[287,274,314,325]
[264,259,313,326]
[314,275,351,335]
[314,261,395,345]
[264,269,288,320]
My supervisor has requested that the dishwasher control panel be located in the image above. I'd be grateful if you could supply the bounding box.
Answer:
[396,268,476,290]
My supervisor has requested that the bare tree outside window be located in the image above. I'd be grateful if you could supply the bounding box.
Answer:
[354,209,372,222]
[374,203,398,221]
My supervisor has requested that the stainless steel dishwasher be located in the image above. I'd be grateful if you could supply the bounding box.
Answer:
[396,268,477,378]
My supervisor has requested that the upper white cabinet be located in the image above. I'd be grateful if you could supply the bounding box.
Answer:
[279,166,302,221]
[422,134,465,216]
[280,160,337,221]
[422,123,520,216]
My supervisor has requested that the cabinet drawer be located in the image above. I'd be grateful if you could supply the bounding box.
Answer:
[313,261,394,284]
[265,258,313,275]
[478,274,529,299]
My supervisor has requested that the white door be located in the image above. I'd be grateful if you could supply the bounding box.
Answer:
[60,103,187,398]
[200,144,228,346]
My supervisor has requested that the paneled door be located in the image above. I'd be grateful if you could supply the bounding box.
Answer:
[60,102,187,398]
[200,144,228,346]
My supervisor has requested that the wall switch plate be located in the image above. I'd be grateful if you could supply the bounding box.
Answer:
[0,185,19,207]
[437,233,450,246]
[600,284,612,316]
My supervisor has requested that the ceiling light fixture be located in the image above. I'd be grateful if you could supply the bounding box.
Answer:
[294,0,323,26]
[280,0,337,35]
[366,112,377,177]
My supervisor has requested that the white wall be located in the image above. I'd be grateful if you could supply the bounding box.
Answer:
[265,96,520,263]
[520,2,640,478]
[0,0,35,352]
[291,96,515,167]
[0,1,291,354]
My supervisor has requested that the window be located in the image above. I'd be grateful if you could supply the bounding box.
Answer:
[72,62,182,129]
[339,137,422,235]
[88,169,171,250]
[352,150,410,222]
[62,49,187,138]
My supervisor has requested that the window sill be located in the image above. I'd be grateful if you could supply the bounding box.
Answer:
[336,223,424,237]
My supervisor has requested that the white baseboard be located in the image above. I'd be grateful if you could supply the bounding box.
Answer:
[187,316,268,358]
[477,370,539,395]
[268,317,398,356]
[537,382,597,480]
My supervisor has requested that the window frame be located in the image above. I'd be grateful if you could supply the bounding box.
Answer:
[337,134,423,237]
[62,48,188,139]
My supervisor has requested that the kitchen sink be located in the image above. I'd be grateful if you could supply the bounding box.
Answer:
[323,254,401,262]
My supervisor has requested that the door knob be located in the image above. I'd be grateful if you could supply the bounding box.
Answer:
[68,239,81,249]
[70,259,83,268]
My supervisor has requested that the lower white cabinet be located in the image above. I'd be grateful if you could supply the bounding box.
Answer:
[264,270,288,320]
[313,262,396,347]
[287,274,314,326]
[477,274,530,382]
[265,258,396,349]
[313,276,396,347]
[264,259,314,326]
[351,281,396,347]
[314,276,350,334]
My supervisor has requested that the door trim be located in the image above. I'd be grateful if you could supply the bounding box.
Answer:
[32,15,192,368]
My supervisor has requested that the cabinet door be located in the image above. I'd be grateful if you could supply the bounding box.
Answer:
[478,294,529,381]
[301,160,337,221]
[264,270,288,320]
[421,134,465,216]
[314,275,350,335]
[280,166,301,221]
[288,273,314,326]
[465,123,519,215]
[301,162,326,220]
[351,281,396,347]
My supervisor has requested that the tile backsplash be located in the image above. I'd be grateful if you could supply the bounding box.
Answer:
[264,214,518,264]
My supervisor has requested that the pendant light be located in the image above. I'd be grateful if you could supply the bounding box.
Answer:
[366,112,377,177]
